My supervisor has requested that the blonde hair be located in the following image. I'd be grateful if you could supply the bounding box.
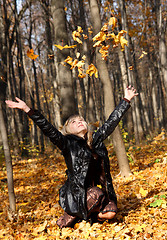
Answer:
[61,114,93,148]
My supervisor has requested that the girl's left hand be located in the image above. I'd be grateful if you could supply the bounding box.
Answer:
[124,85,138,101]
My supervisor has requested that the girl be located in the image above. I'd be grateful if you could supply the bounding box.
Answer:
[5,86,138,228]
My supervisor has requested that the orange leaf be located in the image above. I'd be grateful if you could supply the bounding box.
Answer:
[72,30,83,44]
[55,44,77,50]
[86,64,98,78]
[139,51,147,59]
[129,66,134,70]
[99,45,110,60]
[108,17,117,30]
[27,49,39,60]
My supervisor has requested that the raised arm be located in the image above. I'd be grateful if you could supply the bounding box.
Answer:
[5,97,67,151]
[92,86,138,145]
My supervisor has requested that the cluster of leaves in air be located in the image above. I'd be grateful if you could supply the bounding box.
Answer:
[26,16,148,75]
[54,17,128,78]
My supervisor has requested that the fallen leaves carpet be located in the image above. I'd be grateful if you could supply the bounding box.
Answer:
[0,138,167,239]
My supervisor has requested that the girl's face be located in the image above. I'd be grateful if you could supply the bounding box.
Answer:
[67,116,88,137]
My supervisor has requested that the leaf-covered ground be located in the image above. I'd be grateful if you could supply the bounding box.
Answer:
[0,138,167,240]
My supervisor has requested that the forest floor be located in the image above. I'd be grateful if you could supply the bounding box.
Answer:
[0,136,167,240]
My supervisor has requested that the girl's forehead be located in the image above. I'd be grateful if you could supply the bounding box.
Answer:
[69,116,84,122]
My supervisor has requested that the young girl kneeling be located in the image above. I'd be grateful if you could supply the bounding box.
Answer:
[6,86,138,228]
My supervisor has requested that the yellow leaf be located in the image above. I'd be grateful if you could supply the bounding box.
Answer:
[71,59,78,69]
[76,52,80,58]
[93,31,106,43]
[120,36,128,51]
[27,49,39,60]
[83,34,88,39]
[129,66,134,70]
[139,51,147,59]
[76,60,85,69]
[72,30,83,44]
[108,17,117,29]
[86,63,98,78]
[99,45,110,60]
[134,224,147,233]
[55,44,77,50]
[64,56,73,65]
[77,26,83,33]
[139,187,148,197]
[82,55,86,60]
[101,23,108,32]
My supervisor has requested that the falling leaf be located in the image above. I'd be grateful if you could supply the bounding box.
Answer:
[83,34,88,39]
[48,54,54,59]
[54,44,77,50]
[86,64,98,78]
[72,27,83,44]
[64,56,73,65]
[108,17,117,30]
[101,23,108,32]
[76,52,80,59]
[27,49,39,60]
[129,66,134,70]
[77,26,83,33]
[82,55,86,60]
[139,51,147,59]
[93,31,106,47]
[0,76,7,83]
[99,45,110,60]
[119,35,128,51]
[71,59,79,69]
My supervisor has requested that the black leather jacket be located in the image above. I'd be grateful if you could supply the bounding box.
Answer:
[27,99,130,220]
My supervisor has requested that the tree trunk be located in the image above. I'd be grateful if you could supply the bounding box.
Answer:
[155,0,167,129]
[51,0,77,124]
[88,0,131,177]
[0,102,16,216]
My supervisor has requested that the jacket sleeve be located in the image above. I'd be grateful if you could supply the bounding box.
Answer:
[27,109,67,151]
[92,99,130,145]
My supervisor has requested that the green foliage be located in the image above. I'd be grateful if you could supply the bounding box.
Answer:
[19,141,40,157]
[119,120,129,143]
[127,153,134,163]
[150,195,167,208]
[154,158,160,163]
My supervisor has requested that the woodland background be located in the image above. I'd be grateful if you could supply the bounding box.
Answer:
[0,0,167,239]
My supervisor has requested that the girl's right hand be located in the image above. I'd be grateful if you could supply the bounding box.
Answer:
[5,97,30,113]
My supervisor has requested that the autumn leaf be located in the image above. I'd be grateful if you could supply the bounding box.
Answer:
[72,26,83,44]
[86,63,98,78]
[0,76,7,83]
[64,56,73,65]
[77,26,83,33]
[54,44,77,50]
[93,31,107,47]
[108,17,117,30]
[48,54,54,59]
[27,49,39,60]
[139,50,147,59]
[71,59,79,69]
[83,34,88,39]
[120,35,128,51]
[129,66,134,70]
[139,187,148,197]
[99,45,110,60]
[101,23,108,32]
